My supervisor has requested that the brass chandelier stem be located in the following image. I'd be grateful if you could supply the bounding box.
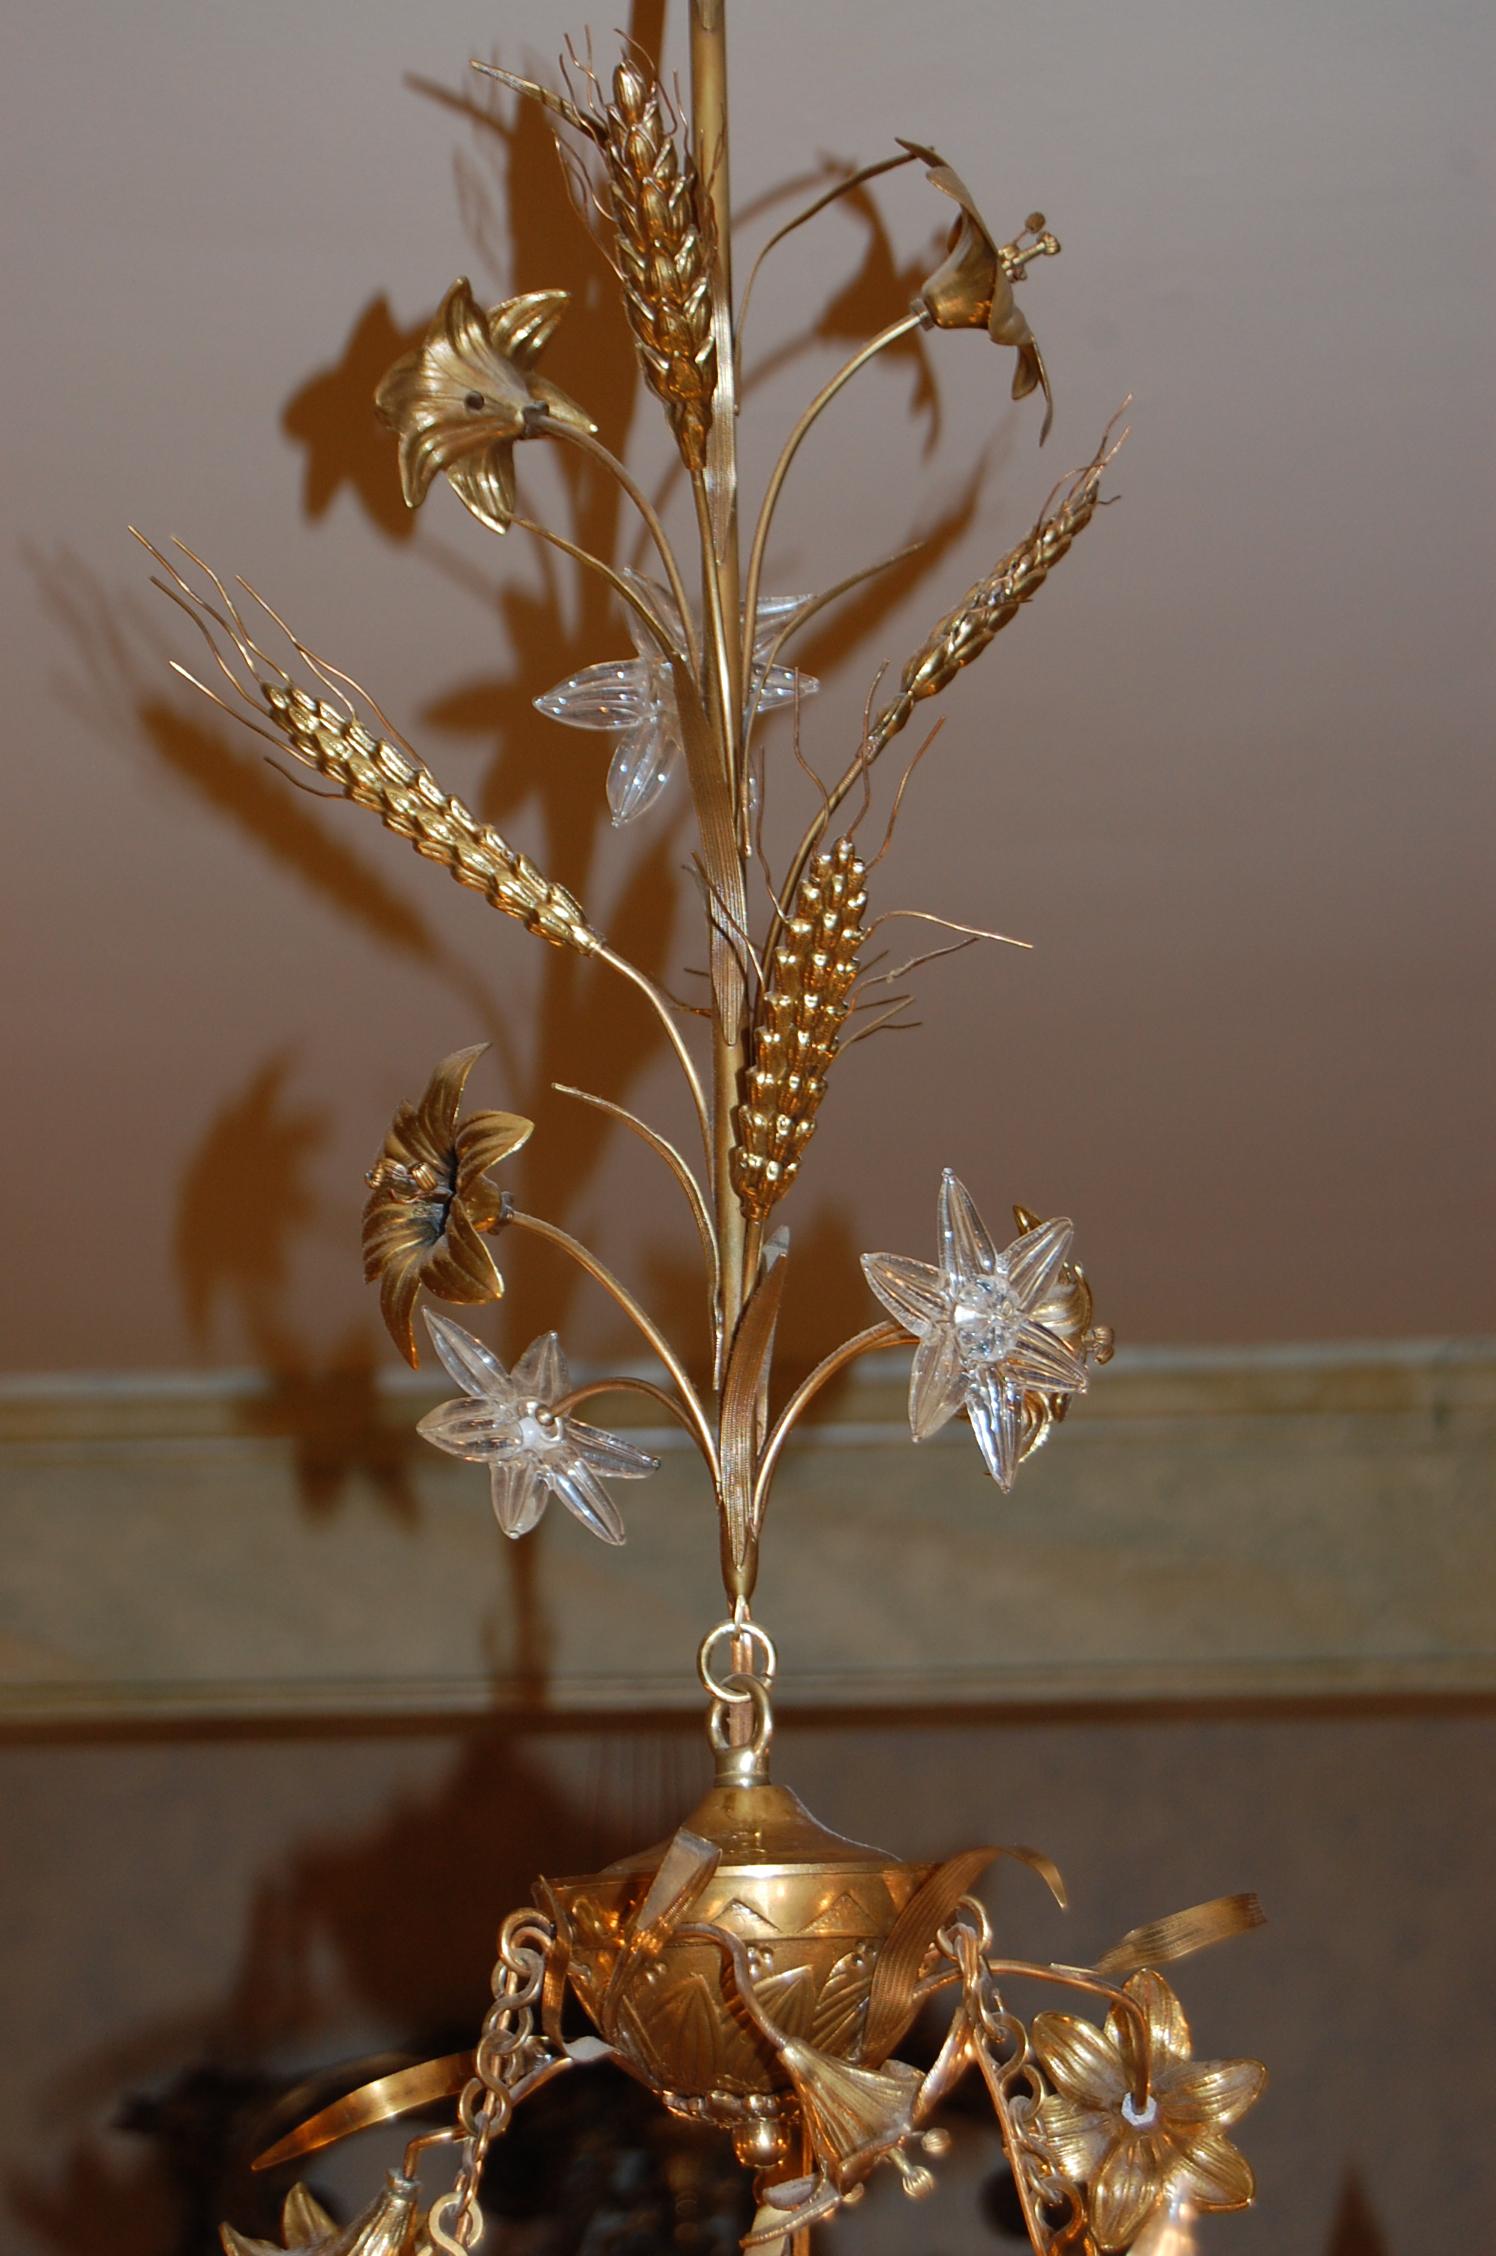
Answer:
[690,0,750,1354]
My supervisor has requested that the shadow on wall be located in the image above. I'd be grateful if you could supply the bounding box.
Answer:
[5,1713,730,2256]
[1325,2174,1392,2256]
[33,10,1025,1410]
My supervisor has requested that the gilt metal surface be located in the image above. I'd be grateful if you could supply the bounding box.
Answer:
[131,3,1271,2252]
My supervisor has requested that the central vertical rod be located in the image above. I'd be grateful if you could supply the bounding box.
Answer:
[690,0,749,1350]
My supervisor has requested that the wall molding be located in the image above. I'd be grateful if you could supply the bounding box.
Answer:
[3,1342,1492,1723]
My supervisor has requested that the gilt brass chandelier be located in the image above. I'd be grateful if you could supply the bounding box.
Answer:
[135,7,1267,2252]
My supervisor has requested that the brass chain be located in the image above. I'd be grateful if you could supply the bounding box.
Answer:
[428,1911,554,2252]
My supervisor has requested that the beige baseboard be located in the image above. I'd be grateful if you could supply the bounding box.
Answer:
[2,1342,1492,1723]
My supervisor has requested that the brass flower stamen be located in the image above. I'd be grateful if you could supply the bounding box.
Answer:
[903,140,1060,439]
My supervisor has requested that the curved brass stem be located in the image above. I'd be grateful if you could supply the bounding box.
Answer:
[734,151,920,366]
[752,1320,905,1524]
[594,943,713,1170]
[506,1209,719,1477]
[740,311,926,689]
[543,422,699,664]
[553,1082,720,1313]
[511,515,677,655]
[983,1960,1155,2109]
[553,1376,717,1474]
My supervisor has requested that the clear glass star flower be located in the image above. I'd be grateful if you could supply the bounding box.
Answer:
[416,1311,658,1545]
[535,575,819,826]
[860,1171,1091,1491]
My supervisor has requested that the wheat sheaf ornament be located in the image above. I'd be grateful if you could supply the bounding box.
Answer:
[138,9,1266,2254]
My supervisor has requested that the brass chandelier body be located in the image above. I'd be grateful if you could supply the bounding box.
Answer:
[136,6,1268,2253]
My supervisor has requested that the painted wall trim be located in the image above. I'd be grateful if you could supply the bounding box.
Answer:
[3,1343,1492,1723]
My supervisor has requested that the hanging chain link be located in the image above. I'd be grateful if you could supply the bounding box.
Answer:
[427,1909,555,2252]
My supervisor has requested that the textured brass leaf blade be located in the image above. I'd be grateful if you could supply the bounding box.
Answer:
[859,1847,996,2066]
[719,1254,789,1591]
[626,1827,721,1953]
[1095,1893,1266,1978]
[251,2052,473,2171]
[670,656,747,1039]
[860,1843,1065,2066]
[811,1948,874,2056]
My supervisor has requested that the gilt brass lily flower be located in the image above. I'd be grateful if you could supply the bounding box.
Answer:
[362,1046,532,1367]
[375,277,596,534]
[221,2171,420,2256]
[903,141,1060,440]
[1031,1970,1266,2251]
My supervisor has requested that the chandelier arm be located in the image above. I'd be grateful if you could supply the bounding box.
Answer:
[505,1208,720,1478]
[510,514,679,654]
[592,943,714,1172]
[552,1375,719,1475]
[740,311,926,691]
[552,1082,720,1314]
[734,150,921,365]
[751,1320,907,1526]
[542,420,700,673]
[983,1959,1154,2109]
[741,539,923,764]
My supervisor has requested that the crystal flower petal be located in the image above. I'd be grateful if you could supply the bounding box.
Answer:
[861,1172,1102,1493]
[416,1313,658,1547]
[536,574,819,825]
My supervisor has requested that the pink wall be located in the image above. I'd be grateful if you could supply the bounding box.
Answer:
[5,0,1493,1376]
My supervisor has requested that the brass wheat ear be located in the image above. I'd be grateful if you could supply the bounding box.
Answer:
[867,417,1127,762]
[261,684,596,951]
[135,535,596,954]
[598,58,718,474]
[731,838,868,1222]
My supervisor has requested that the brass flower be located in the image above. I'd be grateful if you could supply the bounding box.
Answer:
[1012,1198,1114,1459]
[375,277,596,534]
[902,141,1060,440]
[1031,1970,1266,2251]
[221,2171,420,2255]
[362,1045,532,1367]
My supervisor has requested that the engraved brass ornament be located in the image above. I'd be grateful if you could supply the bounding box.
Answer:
[136,6,1271,2253]
[361,1045,532,1367]
[375,278,596,534]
